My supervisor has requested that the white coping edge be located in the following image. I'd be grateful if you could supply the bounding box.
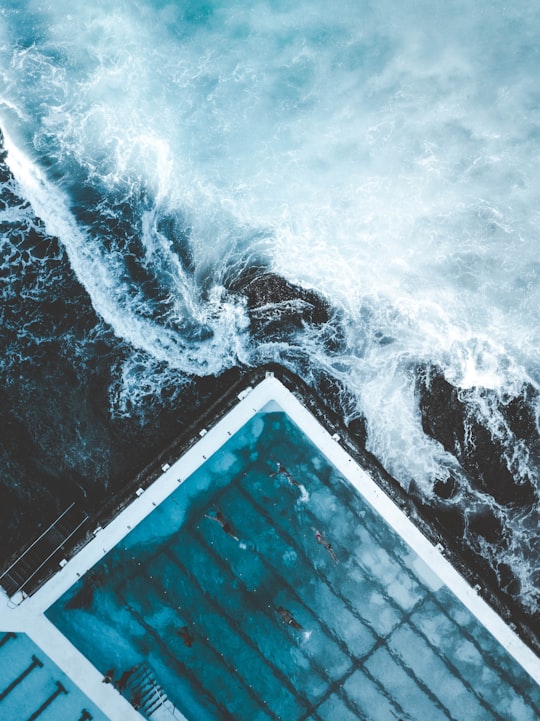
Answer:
[1,375,539,720]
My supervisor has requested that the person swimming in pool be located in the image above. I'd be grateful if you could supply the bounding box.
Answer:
[177,625,194,647]
[116,665,137,691]
[204,510,239,541]
[271,460,301,488]
[102,669,115,684]
[312,527,338,562]
[276,605,303,630]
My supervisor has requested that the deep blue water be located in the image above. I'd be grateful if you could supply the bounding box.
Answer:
[0,0,539,636]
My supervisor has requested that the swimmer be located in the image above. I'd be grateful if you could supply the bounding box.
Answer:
[102,669,115,684]
[271,461,301,488]
[204,510,240,541]
[276,605,303,630]
[270,459,310,502]
[312,527,338,562]
[177,625,194,648]
[116,666,137,691]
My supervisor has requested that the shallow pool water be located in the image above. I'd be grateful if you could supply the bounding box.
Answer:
[46,407,540,721]
[0,630,110,721]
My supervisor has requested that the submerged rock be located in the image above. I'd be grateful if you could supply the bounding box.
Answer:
[466,503,506,545]
[433,474,459,500]
[231,270,331,340]
[417,365,537,507]
[501,383,540,445]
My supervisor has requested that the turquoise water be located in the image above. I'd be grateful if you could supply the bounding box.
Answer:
[47,408,540,721]
[0,631,110,721]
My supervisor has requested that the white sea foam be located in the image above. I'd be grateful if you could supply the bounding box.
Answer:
[1,127,251,378]
[296,485,310,505]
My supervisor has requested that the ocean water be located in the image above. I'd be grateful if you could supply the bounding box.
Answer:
[1,2,539,635]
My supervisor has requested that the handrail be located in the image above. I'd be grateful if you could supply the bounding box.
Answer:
[0,508,88,603]
[16,515,88,595]
[0,503,76,580]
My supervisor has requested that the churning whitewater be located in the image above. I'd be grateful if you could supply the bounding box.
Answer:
[1,1,539,639]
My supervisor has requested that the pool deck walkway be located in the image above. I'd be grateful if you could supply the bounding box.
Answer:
[1,374,539,720]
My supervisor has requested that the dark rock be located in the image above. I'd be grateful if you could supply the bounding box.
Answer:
[417,365,536,507]
[232,271,331,340]
[417,366,464,456]
[310,369,368,446]
[407,480,466,542]
[502,383,540,443]
[433,474,459,500]
[432,504,466,543]
[347,417,368,448]
[466,504,506,545]
[313,311,348,354]
[498,562,522,597]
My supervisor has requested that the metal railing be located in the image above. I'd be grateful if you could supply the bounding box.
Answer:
[0,503,88,600]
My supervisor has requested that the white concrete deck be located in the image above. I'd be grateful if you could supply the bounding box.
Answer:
[1,375,539,721]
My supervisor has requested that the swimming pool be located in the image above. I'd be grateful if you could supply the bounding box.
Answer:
[0,630,110,721]
[46,398,540,721]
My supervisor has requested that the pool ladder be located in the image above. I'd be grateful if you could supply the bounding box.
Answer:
[126,665,179,718]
